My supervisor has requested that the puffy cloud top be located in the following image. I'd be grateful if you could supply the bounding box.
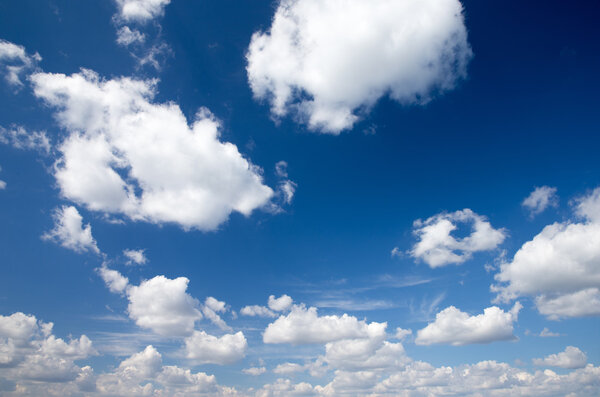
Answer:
[247,0,472,133]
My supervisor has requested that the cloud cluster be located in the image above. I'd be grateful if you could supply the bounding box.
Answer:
[114,0,171,23]
[31,70,275,231]
[522,186,558,217]
[0,39,41,87]
[241,294,293,318]
[493,187,600,319]
[123,249,148,265]
[42,206,100,254]
[411,209,506,267]
[0,125,50,153]
[184,331,247,365]
[247,0,472,133]
[415,303,521,346]
[533,346,587,369]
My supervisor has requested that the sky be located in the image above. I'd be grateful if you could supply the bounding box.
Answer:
[0,0,599,395]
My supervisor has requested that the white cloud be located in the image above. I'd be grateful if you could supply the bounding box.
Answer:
[184,331,247,365]
[493,187,600,319]
[243,367,266,376]
[247,0,472,133]
[522,186,558,217]
[0,180,5,190]
[273,362,305,375]
[263,304,384,344]
[116,26,145,46]
[256,378,316,397]
[415,302,521,346]
[533,346,587,369]
[31,69,275,231]
[240,305,276,318]
[127,275,202,337]
[114,0,171,23]
[268,294,293,312]
[123,249,147,265]
[411,209,506,268]
[42,206,100,254]
[275,161,288,178]
[97,266,129,294]
[394,328,412,340]
[539,327,560,338]
[0,39,41,86]
[202,297,232,332]
[0,125,51,153]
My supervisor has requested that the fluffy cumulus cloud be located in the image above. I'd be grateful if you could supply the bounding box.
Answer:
[184,331,247,365]
[522,186,559,217]
[126,275,202,337]
[268,294,293,312]
[415,302,521,346]
[42,206,100,254]
[31,70,275,231]
[114,0,171,22]
[247,0,472,133]
[0,125,50,153]
[411,209,506,267]
[240,305,277,318]
[97,265,129,294]
[240,294,293,318]
[0,312,96,388]
[533,346,587,369]
[493,187,600,319]
[0,39,41,86]
[123,248,147,265]
[202,297,232,331]
[263,304,384,344]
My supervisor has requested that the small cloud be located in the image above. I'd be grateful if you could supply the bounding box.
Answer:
[242,367,266,376]
[522,186,558,218]
[539,327,561,338]
[42,206,101,255]
[123,249,147,265]
[116,26,146,46]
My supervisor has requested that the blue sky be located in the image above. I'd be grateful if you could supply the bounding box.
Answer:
[0,0,599,395]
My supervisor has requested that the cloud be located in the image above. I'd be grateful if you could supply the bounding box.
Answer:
[243,367,266,376]
[493,187,600,319]
[42,206,100,254]
[533,346,587,369]
[97,266,129,294]
[415,302,521,346]
[31,69,275,231]
[411,209,506,268]
[127,275,202,337]
[184,331,247,365]
[202,297,232,332]
[0,39,41,87]
[273,362,306,375]
[539,327,560,338]
[522,186,558,217]
[0,180,5,190]
[116,26,145,46]
[247,0,472,133]
[123,249,147,265]
[275,161,288,178]
[240,305,277,318]
[0,312,96,384]
[268,294,293,312]
[114,0,171,23]
[0,125,51,153]
[263,304,385,344]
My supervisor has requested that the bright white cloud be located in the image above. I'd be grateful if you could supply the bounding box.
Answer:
[184,331,247,365]
[539,327,560,337]
[493,187,600,319]
[98,266,129,294]
[247,0,472,133]
[127,275,202,337]
[42,206,100,254]
[240,305,276,318]
[0,125,50,153]
[415,302,521,346]
[268,294,293,312]
[202,297,232,332]
[263,304,384,344]
[31,70,275,231]
[116,26,145,46]
[123,249,147,265]
[522,186,558,217]
[0,39,41,86]
[273,362,305,375]
[114,0,170,22]
[411,209,506,268]
[533,346,587,369]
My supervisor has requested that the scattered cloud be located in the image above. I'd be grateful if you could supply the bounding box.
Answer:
[42,206,101,254]
[202,297,232,332]
[533,346,587,369]
[97,265,129,294]
[268,294,293,312]
[539,327,561,338]
[184,331,247,365]
[31,69,275,231]
[242,366,266,376]
[114,0,171,23]
[0,125,50,153]
[123,249,147,265]
[411,209,506,267]
[493,187,600,319]
[247,0,472,133]
[0,39,41,87]
[415,302,521,346]
[522,186,558,217]
[116,26,145,46]
[240,305,276,318]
